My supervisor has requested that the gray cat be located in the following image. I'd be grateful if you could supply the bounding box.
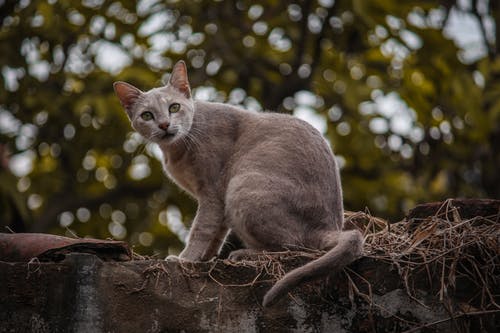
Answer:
[113,60,363,307]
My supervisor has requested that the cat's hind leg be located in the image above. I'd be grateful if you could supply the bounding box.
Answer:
[227,248,266,261]
[224,174,306,251]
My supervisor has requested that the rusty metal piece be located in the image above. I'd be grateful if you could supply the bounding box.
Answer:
[0,233,131,262]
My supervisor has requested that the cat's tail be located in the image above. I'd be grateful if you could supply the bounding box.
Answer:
[262,229,363,307]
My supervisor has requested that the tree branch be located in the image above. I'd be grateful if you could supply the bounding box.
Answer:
[471,0,495,59]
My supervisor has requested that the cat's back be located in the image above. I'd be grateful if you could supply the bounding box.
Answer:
[247,110,332,160]
[199,102,326,146]
[222,106,337,183]
[194,101,336,176]
[256,111,325,144]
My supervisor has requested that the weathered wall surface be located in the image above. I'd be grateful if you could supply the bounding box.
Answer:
[1,199,498,332]
[0,253,486,333]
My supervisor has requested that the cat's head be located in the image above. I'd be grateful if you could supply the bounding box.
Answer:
[113,60,194,145]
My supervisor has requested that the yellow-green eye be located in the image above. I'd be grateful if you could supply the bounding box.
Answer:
[169,103,180,113]
[140,111,154,121]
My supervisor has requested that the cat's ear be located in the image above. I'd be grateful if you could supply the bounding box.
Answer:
[113,81,142,116]
[168,60,191,98]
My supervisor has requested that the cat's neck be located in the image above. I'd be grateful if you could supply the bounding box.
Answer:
[158,125,198,164]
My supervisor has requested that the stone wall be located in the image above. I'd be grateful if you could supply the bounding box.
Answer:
[1,253,490,332]
[1,199,498,332]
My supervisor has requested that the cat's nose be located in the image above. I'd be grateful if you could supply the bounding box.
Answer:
[158,122,170,130]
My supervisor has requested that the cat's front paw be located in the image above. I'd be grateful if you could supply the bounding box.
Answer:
[165,254,180,262]
[178,248,211,262]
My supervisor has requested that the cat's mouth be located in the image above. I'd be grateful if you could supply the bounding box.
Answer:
[161,129,178,140]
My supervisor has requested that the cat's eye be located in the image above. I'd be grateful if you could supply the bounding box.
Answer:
[169,103,180,113]
[140,111,154,121]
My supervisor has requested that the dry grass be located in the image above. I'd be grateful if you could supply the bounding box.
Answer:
[207,202,499,329]
[138,200,499,330]
[348,200,500,331]
[363,201,499,312]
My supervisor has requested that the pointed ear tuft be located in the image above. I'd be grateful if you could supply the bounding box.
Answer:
[168,60,191,98]
[113,81,142,116]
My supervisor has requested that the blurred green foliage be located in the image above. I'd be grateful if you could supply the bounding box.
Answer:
[1,0,499,256]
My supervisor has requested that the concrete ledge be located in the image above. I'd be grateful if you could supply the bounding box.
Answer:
[1,253,491,333]
[2,200,498,332]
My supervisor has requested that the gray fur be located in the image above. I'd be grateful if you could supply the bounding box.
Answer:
[114,60,363,307]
